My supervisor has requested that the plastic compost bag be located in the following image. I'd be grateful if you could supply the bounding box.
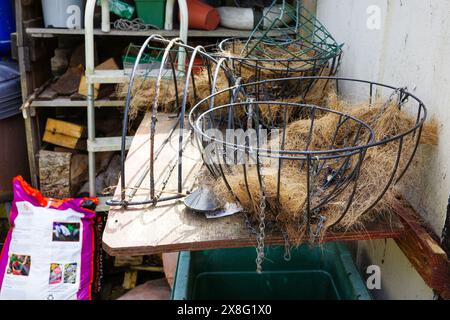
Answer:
[97,0,135,20]
[0,176,98,300]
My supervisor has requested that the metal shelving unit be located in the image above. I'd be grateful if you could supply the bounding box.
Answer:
[18,0,307,211]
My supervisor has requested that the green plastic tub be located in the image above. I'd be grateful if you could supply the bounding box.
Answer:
[134,0,165,29]
[172,242,371,300]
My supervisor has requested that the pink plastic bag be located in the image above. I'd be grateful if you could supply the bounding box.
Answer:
[0,176,98,300]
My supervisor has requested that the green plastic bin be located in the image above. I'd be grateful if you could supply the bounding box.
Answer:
[172,242,371,300]
[134,0,165,29]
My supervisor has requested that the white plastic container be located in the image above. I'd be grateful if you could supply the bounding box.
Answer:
[41,0,85,29]
[217,5,293,30]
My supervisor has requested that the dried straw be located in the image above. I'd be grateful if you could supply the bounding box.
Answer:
[221,40,320,73]
[116,69,230,119]
[209,92,438,244]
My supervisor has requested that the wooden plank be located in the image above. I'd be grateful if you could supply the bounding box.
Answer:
[16,0,39,188]
[31,98,124,108]
[42,118,86,150]
[78,76,100,98]
[114,256,144,267]
[44,118,86,139]
[79,58,119,98]
[87,70,129,85]
[392,200,450,300]
[37,87,58,100]
[87,136,133,152]
[122,271,138,290]
[103,113,404,257]
[16,1,54,188]
[43,131,86,150]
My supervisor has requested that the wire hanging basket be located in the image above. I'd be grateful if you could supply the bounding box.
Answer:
[189,77,427,266]
[107,36,237,208]
[214,0,343,101]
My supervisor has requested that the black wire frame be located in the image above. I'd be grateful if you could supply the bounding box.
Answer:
[215,37,343,100]
[106,36,236,208]
[189,76,427,236]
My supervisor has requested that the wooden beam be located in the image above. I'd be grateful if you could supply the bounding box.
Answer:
[392,199,450,300]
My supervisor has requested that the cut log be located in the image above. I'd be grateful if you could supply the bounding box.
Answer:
[51,65,84,96]
[38,150,71,198]
[70,153,88,194]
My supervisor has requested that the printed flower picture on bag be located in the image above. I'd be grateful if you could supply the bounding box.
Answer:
[52,222,80,242]
[7,254,31,276]
[49,263,63,284]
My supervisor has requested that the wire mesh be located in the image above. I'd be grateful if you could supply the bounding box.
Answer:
[214,0,343,100]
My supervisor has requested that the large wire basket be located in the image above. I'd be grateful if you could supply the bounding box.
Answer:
[214,0,343,101]
[189,77,427,250]
[107,36,237,208]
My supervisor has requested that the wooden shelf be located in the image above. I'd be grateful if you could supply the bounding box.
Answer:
[26,27,281,38]
[31,97,124,108]
[87,136,133,153]
[87,69,129,84]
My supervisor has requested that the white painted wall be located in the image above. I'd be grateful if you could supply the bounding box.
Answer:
[316,0,450,299]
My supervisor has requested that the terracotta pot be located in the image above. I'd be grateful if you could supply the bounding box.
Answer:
[184,0,220,31]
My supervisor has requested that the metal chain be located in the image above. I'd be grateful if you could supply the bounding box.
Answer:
[244,212,258,235]
[156,131,192,201]
[281,229,291,261]
[113,18,160,31]
[155,159,178,201]
[310,214,327,244]
[376,87,407,119]
[255,172,267,274]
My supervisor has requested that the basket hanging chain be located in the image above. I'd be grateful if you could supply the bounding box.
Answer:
[307,156,327,241]
[156,131,193,201]
[310,214,327,242]
[376,87,408,118]
[281,229,291,261]
[255,119,267,274]
[255,171,267,274]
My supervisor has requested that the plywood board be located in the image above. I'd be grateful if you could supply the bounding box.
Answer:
[103,112,404,256]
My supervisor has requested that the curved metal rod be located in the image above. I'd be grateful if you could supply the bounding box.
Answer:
[198,58,234,178]
[193,101,374,159]
[117,34,163,203]
[189,76,427,153]
[177,45,209,193]
[109,36,236,207]
[328,150,366,228]
[149,37,183,201]
[394,103,424,184]
[359,136,404,218]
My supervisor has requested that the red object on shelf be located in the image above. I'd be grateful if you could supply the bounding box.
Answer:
[182,0,220,31]
[186,57,204,75]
